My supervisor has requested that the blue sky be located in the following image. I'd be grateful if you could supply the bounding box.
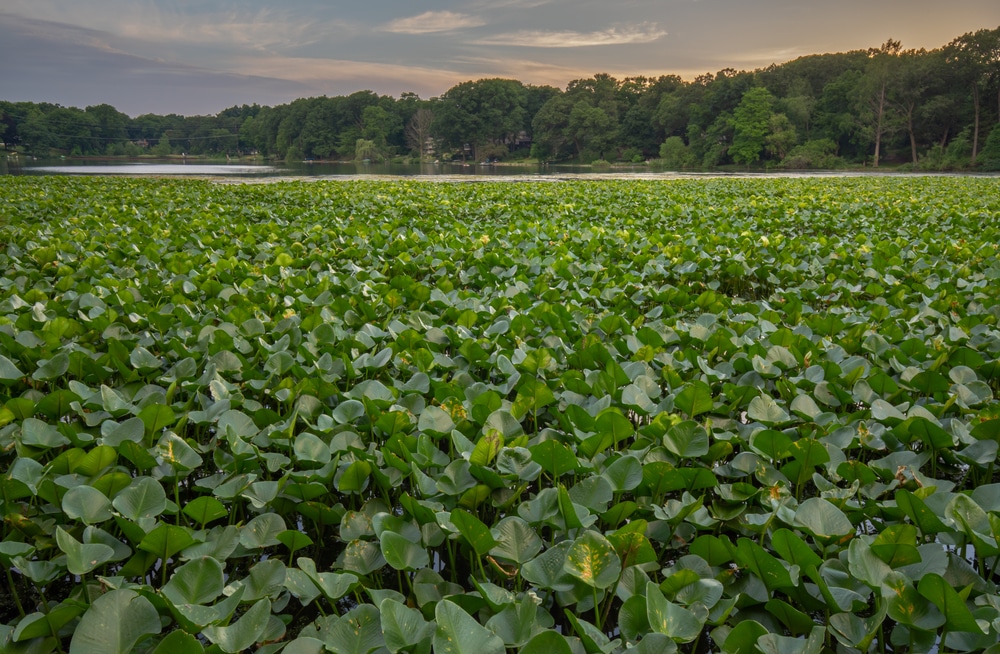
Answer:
[2,1,998,116]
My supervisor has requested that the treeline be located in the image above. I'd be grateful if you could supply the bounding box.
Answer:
[2,26,999,169]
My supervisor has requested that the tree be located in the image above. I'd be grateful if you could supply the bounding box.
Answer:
[766,113,797,160]
[433,79,526,160]
[946,28,1000,163]
[530,94,573,161]
[405,108,434,157]
[152,133,172,156]
[659,136,694,168]
[889,49,933,164]
[355,138,378,161]
[361,105,401,156]
[730,87,775,166]
[857,39,902,167]
[567,101,616,160]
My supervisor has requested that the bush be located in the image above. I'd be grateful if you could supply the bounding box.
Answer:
[658,136,696,169]
[978,123,1000,171]
[779,139,844,169]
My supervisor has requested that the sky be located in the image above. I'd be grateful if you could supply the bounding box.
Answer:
[2,1,998,117]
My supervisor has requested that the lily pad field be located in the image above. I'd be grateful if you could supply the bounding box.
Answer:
[1,175,1000,654]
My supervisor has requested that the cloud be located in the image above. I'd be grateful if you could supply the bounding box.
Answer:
[380,11,485,35]
[231,55,467,97]
[478,23,666,47]
[0,13,314,115]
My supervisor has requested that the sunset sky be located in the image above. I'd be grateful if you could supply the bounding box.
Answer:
[2,1,998,116]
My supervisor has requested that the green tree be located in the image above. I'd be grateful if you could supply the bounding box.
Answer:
[567,101,616,161]
[730,87,775,166]
[361,105,401,156]
[766,113,797,160]
[856,39,902,167]
[531,93,573,161]
[433,79,526,160]
[355,138,378,161]
[658,136,694,168]
[152,133,172,156]
[946,28,1000,163]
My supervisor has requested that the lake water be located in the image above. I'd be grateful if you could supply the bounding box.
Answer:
[8,159,603,179]
[5,157,996,180]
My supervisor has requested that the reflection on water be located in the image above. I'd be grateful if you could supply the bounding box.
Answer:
[14,159,646,179]
[11,159,996,180]
[17,160,563,178]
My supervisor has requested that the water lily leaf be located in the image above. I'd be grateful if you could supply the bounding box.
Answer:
[240,512,286,549]
[521,541,575,592]
[594,409,634,445]
[618,594,650,641]
[722,619,768,654]
[202,598,271,654]
[381,530,430,571]
[62,485,113,525]
[162,556,225,605]
[770,528,821,570]
[380,597,434,654]
[451,508,498,556]
[645,582,703,643]
[342,539,386,576]
[529,440,578,477]
[512,377,555,420]
[602,455,643,492]
[565,530,621,589]
[674,381,714,418]
[56,527,115,575]
[847,538,892,589]
[112,476,166,522]
[756,627,825,654]
[795,497,853,540]
[150,630,204,654]
[138,404,175,436]
[663,420,709,458]
[470,430,504,467]
[486,600,542,647]
[14,604,86,644]
[896,489,949,536]
[418,405,454,435]
[765,599,816,635]
[68,589,160,654]
[917,573,984,634]
[747,395,789,425]
[182,496,228,526]
[434,599,505,654]
[337,460,372,493]
[520,630,573,654]
[33,352,70,381]
[733,538,793,591]
[322,604,385,654]
[138,523,195,562]
[0,354,25,383]
[883,572,944,631]
[19,417,70,448]
[871,524,921,568]
[157,431,202,470]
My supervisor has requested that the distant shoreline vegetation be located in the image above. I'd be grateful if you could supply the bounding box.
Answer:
[1,26,999,171]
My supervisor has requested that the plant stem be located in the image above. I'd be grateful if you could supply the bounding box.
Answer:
[5,568,25,617]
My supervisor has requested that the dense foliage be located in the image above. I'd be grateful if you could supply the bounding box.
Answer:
[1,26,999,168]
[1,176,1000,654]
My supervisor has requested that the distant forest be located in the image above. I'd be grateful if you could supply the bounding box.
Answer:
[2,26,999,170]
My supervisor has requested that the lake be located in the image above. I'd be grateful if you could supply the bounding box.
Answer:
[4,156,995,180]
[7,158,608,178]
